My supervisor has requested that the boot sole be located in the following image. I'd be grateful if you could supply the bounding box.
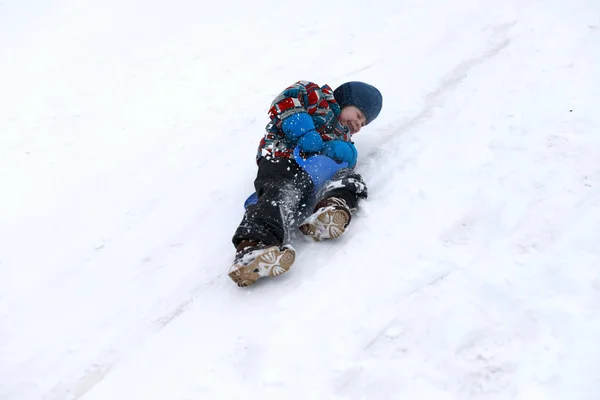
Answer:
[229,246,296,287]
[299,207,351,241]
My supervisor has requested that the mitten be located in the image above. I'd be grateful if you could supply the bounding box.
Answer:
[281,113,324,152]
[321,140,358,168]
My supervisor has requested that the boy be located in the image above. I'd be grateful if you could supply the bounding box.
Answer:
[230,80,383,287]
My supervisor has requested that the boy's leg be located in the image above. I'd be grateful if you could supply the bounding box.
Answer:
[232,157,313,248]
[299,168,367,241]
[230,157,313,287]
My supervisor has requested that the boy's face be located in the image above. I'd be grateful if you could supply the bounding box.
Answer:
[339,105,367,134]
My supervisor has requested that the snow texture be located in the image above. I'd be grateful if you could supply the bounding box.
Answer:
[1,0,599,399]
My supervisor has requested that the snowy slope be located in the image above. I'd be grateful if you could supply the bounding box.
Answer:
[1,0,599,399]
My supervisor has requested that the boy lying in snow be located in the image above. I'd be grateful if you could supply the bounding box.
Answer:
[230,80,383,287]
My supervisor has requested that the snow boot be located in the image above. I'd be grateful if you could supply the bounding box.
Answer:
[229,241,296,287]
[298,197,352,241]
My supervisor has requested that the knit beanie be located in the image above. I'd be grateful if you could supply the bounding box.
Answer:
[333,81,383,124]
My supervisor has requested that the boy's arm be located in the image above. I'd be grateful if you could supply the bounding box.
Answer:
[268,81,337,127]
[269,81,350,144]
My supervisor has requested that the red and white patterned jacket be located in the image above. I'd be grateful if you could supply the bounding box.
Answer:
[257,80,351,162]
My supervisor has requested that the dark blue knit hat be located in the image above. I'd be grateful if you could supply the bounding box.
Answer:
[334,81,383,124]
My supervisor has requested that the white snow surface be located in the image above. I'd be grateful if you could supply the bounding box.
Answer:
[1,0,600,399]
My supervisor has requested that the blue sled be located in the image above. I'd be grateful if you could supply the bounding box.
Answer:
[244,192,259,209]
[243,147,348,209]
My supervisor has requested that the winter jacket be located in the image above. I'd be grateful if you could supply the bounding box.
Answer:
[256,81,352,162]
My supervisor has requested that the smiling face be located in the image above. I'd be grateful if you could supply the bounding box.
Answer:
[338,105,367,134]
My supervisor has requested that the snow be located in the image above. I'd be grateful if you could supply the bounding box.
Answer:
[1,0,599,398]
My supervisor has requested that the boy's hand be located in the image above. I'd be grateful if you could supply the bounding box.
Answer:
[321,140,358,168]
[297,131,324,152]
[282,113,324,152]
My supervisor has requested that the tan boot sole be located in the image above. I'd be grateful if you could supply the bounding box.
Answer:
[229,246,296,287]
[299,206,351,241]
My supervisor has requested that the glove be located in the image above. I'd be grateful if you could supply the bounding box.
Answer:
[281,113,324,152]
[321,140,358,168]
[297,131,324,153]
